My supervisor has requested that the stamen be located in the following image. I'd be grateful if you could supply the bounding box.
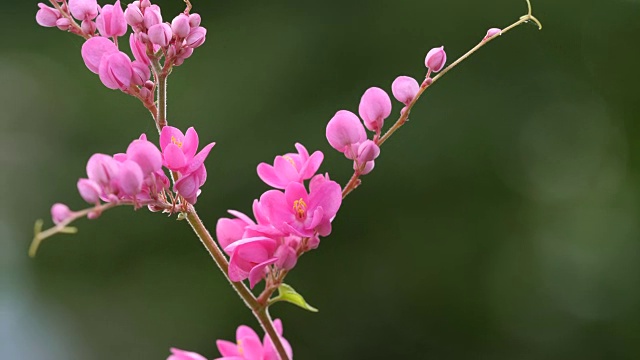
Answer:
[293,198,307,219]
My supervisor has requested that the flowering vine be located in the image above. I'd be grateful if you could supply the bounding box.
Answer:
[31,0,541,359]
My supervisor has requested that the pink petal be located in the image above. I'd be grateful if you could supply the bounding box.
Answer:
[160,126,184,152]
[273,156,299,183]
[259,190,293,234]
[118,160,144,196]
[216,340,240,357]
[167,347,207,360]
[308,180,342,220]
[391,76,419,105]
[236,325,260,344]
[182,127,199,160]
[164,143,188,170]
[81,36,118,74]
[299,150,324,180]
[126,138,162,175]
[358,87,392,132]
[238,333,265,359]
[182,142,215,174]
[326,110,367,152]
[256,163,283,189]
[294,143,309,161]
[216,218,248,252]
[249,258,277,288]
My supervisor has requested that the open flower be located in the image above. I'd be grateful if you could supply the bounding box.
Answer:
[215,319,293,360]
[257,143,323,189]
[260,180,342,237]
[225,237,278,288]
[160,126,215,174]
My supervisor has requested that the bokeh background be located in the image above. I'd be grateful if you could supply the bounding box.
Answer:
[2,0,640,359]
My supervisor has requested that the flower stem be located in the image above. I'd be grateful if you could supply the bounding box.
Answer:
[152,58,290,360]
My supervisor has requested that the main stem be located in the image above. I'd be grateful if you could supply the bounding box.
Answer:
[152,60,290,360]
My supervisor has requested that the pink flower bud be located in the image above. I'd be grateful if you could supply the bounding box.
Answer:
[144,80,154,90]
[77,178,102,204]
[124,4,143,27]
[51,203,72,225]
[275,244,298,271]
[96,0,127,38]
[185,26,206,48]
[483,27,502,41]
[171,14,190,39]
[98,51,133,90]
[36,3,60,27]
[188,13,201,28]
[118,160,144,196]
[143,5,162,28]
[126,137,162,175]
[86,153,119,187]
[56,17,71,31]
[81,36,118,74]
[391,76,419,105]
[68,0,98,21]
[147,23,172,47]
[140,0,151,9]
[358,87,392,133]
[425,46,446,73]
[81,19,96,34]
[129,34,150,66]
[130,60,150,85]
[356,140,380,164]
[360,161,375,175]
[139,87,153,103]
[326,110,366,155]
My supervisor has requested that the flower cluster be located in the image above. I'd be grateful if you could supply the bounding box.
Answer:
[216,144,342,288]
[50,126,213,225]
[168,320,292,360]
[36,0,206,95]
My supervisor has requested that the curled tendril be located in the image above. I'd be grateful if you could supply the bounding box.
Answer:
[522,0,543,30]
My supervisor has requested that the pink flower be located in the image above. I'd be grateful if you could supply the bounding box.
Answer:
[358,87,392,133]
[68,0,99,21]
[77,178,102,204]
[86,153,120,190]
[124,3,143,28]
[98,51,133,90]
[129,34,151,66]
[167,348,207,360]
[325,110,366,158]
[36,3,60,27]
[148,23,173,47]
[173,163,206,204]
[257,143,323,190]
[171,14,191,39]
[117,160,144,196]
[188,13,201,28]
[159,126,215,174]
[483,28,502,41]
[143,4,162,28]
[95,0,127,38]
[216,210,256,251]
[225,237,278,288]
[126,136,162,175]
[260,180,342,237]
[425,46,447,73]
[391,76,419,105]
[216,320,293,360]
[185,27,206,48]
[51,203,72,225]
[81,36,118,74]
[131,60,151,85]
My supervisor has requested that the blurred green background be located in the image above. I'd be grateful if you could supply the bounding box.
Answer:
[2,0,640,359]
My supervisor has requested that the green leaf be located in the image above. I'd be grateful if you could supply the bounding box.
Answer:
[270,283,318,312]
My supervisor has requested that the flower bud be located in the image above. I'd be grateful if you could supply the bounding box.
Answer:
[81,19,96,34]
[126,137,162,175]
[171,14,190,39]
[95,0,127,37]
[144,80,154,90]
[326,110,366,155]
[68,0,98,21]
[36,3,60,27]
[360,161,375,175]
[129,33,150,65]
[391,76,419,105]
[425,46,446,73]
[130,60,150,86]
[139,87,153,103]
[55,17,71,31]
[51,203,72,225]
[143,4,162,28]
[148,23,172,47]
[124,4,143,27]
[483,28,502,41]
[118,160,144,196]
[358,87,392,132]
[98,51,133,90]
[77,178,102,204]
[356,140,380,164]
[188,13,201,28]
[140,0,151,9]
[86,153,119,187]
[81,36,118,74]
[185,26,206,48]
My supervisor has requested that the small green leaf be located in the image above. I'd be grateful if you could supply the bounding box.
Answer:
[270,283,318,312]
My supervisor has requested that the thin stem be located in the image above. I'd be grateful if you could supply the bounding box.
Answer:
[151,55,290,360]
[185,208,291,360]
